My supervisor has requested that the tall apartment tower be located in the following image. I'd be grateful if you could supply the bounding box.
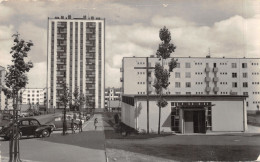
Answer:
[47,15,105,109]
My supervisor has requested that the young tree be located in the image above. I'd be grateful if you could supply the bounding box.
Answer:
[2,33,33,161]
[72,87,80,111]
[153,27,177,134]
[59,82,70,135]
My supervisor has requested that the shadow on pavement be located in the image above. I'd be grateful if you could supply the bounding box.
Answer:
[37,131,105,151]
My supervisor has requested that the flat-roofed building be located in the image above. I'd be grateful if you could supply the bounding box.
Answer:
[121,94,247,134]
[47,15,105,110]
[121,56,260,111]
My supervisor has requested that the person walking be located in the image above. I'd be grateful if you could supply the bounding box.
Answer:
[94,118,98,130]
[71,119,75,134]
[79,119,83,132]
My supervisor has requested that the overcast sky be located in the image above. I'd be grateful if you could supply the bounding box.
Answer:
[0,0,259,88]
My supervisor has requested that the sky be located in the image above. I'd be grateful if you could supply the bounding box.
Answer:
[0,0,259,89]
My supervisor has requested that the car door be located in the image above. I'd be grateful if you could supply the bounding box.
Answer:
[54,117,62,129]
[29,119,40,135]
[19,120,30,136]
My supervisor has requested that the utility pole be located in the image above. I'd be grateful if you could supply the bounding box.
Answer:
[134,57,154,134]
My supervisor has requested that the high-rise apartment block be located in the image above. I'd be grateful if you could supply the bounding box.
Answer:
[47,15,105,109]
[121,56,260,111]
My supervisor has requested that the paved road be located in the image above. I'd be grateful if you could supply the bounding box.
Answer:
[0,114,106,162]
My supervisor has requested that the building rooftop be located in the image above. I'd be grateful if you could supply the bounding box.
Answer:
[50,15,104,20]
[123,56,260,59]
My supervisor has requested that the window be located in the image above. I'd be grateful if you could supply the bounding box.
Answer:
[243,92,248,96]
[232,63,237,68]
[175,72,180,78]
[185,63,191,68]
[175,92,181,95]
[243,73,248,78]
[186,92,191,95]
[242,63,247,68]
[175,82,181,88]
[186,82,191,88]
[21,120,29,126]
[243,82,248,87]
[232,82,237,88]
[176,63,180,68]
[185,72,191,78]
[232,73,237,78]
[30,120,40,126]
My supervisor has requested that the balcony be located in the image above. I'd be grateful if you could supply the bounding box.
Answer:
[205,76,211,82]
[213,77,219,82]
[148,77,152,82]
[205,86,211,92]
[213,87,219,92]
[205,67,210,72]
[213,67,218,73]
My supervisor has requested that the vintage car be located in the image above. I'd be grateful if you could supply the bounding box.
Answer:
[46,115,80,131]
[0,118,53,140]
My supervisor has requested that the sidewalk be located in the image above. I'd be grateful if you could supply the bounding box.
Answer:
[0,114,107,162]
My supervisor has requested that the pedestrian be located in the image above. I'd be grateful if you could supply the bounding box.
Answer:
[71,119,75,134]
[79,119,83,132]
[94,118,98,130]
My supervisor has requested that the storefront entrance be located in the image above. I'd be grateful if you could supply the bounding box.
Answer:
[184,110,206,133]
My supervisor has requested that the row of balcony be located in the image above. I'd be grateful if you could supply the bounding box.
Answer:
[205,86,219,92]
[205,67,218,73]
[205,76,219,82]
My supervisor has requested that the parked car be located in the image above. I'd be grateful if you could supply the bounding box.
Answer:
[0,118,53,140]
[46,115,79,131]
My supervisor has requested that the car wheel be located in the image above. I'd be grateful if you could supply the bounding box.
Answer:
[41,129,50,138]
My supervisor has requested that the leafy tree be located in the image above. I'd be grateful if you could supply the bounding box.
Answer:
[153,27,177,134]
[72,87,80,111]
[59,82,70,135]
[2,33,33,161]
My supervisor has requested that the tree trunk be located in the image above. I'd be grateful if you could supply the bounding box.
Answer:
[158,105,161,134]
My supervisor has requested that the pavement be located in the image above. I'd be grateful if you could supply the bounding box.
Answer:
[0,114,107,162]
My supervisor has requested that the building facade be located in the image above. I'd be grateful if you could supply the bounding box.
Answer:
[121,94,247,134]
[47,15,105,109]
[105,87,121,110]
[19,88,47,105]
[121,56,260,111]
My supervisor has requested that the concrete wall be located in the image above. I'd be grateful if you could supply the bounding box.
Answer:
[135,99,172,133]
[212,100,245,131]
[121,102,136,129]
